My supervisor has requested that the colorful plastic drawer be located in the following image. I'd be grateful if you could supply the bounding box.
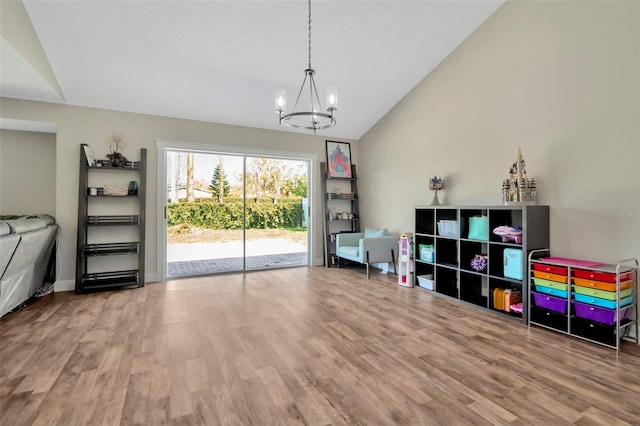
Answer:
[572,277,633,292]
[532,278,568,291]
[570,317,616,346]
[572,293,632,310]
[532,270,568,283]
[573,302,632,326]
[572,285,633,301]
[530,306,568,332]
[532,292,568,314]
[532,263,568,276]
[573,269,632,283]
[534,285,568,299]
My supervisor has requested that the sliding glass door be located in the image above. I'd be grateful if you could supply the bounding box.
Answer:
[165,150,308,278]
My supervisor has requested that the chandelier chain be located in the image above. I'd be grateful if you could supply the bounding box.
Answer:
[308,0,312,69]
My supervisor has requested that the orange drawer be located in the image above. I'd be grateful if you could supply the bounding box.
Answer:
[532,263,568,275]
[572,277,633,292]
[573,269,632,283]
[532,270,568,283]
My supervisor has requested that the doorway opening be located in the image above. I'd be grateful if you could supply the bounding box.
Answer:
[164,149,309,278]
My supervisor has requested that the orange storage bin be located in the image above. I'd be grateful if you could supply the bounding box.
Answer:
[572,277,633,292]
[532,263,568,276]
[573,269,632,283]
[532,270,568,283]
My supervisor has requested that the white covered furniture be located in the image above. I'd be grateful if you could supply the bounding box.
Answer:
[0,215,57,317]
[336,228,398,278]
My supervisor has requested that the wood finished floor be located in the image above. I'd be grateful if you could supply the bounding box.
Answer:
[1,266,640,426]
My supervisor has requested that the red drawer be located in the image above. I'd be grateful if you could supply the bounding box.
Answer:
[573,269,632,283]
[532,263,568,276]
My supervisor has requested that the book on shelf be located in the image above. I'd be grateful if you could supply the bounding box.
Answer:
[83,145,95,166]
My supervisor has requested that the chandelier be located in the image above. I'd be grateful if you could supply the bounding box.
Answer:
[275,0,337,133]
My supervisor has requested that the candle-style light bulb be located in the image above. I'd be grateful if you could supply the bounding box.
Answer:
[326,87,337,110]
[275,90,286,113]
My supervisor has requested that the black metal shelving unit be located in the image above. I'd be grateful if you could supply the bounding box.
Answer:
[321,162,359,267]
[75,144,146,293]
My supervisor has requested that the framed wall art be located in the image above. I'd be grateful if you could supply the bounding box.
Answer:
[326,140,352,178]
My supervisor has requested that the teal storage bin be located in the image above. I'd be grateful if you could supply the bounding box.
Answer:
[419,244,434,262]
[468,216,489,241]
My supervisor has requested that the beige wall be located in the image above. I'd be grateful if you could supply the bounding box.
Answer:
[358,0,639,264]
[0,98,356,286]
[0,129,56,217]
[1,0,638,284]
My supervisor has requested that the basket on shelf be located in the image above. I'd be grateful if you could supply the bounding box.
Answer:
[103,184,129,196]
[437,220,461,237]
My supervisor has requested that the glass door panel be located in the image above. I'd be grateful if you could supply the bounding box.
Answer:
[166,151,244,277]
[244,156,309,270]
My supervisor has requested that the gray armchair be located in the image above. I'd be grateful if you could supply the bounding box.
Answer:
[336,228,398,278]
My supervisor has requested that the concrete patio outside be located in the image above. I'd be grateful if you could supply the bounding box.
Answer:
[167,239,308,277]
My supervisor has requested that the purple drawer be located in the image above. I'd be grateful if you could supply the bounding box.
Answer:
[532,292,568,314]
[573,302,632,325]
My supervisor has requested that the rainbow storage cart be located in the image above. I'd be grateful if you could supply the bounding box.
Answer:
[528,251,638,353]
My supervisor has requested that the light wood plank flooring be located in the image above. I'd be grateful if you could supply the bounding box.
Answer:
[1,266,639,425]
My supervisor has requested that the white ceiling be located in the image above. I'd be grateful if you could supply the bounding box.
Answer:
[1,1,503,140]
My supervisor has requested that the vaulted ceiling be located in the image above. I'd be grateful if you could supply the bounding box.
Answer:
[1,1,503,139]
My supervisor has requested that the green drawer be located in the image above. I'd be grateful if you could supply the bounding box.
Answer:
[572,285,632,301]
[532,278,568,291]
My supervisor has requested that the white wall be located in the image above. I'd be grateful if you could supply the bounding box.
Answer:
[0,98,357,286]
[0,129,56,217]
[358,0,639,264]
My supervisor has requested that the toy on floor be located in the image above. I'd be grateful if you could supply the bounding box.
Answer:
[493,225,523,244]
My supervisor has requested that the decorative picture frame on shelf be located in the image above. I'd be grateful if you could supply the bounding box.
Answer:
[326,140,352,178]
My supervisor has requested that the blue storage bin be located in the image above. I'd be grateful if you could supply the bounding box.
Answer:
[572,293,633,309]
[534,285,568,299]
[503,248,522,280]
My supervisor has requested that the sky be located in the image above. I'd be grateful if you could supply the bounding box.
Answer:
[167,151,307,186]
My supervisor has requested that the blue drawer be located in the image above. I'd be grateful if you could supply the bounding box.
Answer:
[534,285,568,299]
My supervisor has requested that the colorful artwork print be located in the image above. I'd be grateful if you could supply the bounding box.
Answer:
[326,141,352,178]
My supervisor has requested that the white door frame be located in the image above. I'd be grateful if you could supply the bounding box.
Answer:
[155,139,316,281]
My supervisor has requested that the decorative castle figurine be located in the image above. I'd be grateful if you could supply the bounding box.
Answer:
[429,176,443,206]
[502,148,537,205]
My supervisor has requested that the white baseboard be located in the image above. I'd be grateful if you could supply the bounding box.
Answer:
[54,279,75,292]
[145,272,158,283]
